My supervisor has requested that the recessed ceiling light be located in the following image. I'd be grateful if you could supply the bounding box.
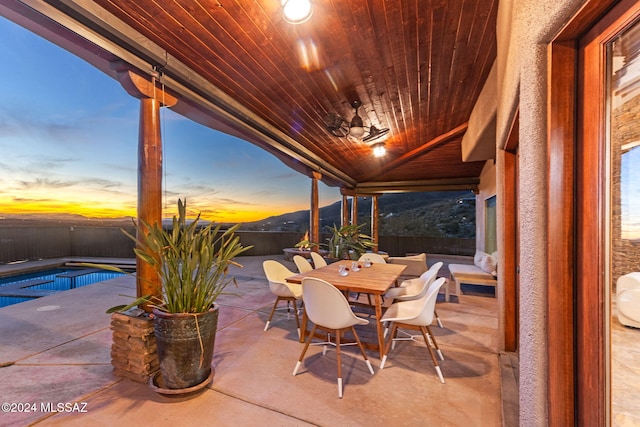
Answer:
[282,0,313,24]
[372,142,386,157]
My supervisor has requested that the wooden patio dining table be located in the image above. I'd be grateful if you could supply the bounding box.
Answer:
[286,261,407,359]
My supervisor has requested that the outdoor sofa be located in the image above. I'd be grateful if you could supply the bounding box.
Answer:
[447,251,497,302]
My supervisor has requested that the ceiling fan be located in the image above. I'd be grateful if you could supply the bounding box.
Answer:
[323,100,390,143]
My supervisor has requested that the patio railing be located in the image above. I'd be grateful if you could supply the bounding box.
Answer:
[0,226,475,264]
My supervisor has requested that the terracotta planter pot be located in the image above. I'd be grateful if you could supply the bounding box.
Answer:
[152,304,219,389]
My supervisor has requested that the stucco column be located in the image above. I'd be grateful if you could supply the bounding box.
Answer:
[518,42,549,422]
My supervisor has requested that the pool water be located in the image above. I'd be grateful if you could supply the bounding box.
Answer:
[0,268,125,308]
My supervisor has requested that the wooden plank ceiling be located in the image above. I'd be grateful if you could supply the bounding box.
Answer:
[43,0,499,191]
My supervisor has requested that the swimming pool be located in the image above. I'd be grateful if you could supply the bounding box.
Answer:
[0,268,126,308]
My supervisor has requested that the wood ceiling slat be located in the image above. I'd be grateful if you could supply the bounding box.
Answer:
[103,0,345,168]
[446,0,496,131]
[362,0,405,152]
[431,2,462,139]
[172,2,317,129]
[91,0,497,189]
[384,0,417,152]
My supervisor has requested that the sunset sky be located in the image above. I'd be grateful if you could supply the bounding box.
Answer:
[0,17,339,223]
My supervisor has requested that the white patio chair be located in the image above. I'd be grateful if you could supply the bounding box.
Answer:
[358,252,387,264]
[293,254,313,273]
[262,260,302,338]
[386,262,441,300]
[380,277,448,384]
[388,261,444,328]
[310,251,327,268]
[351,252,387,304]
[292,277,375,398]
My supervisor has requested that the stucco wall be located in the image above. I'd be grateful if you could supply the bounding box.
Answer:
[495,0,588,424]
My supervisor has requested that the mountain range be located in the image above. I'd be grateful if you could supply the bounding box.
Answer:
[241,190,476,238]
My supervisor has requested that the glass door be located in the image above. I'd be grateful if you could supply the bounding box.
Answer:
[607,21,640,425]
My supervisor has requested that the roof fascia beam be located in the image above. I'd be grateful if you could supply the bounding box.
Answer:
[354,178,479,194]
[360,122,469,182]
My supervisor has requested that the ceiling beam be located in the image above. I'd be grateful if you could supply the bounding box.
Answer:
[360,122,469,182]
[354,177,479,194]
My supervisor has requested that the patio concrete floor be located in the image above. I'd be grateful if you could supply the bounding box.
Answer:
[0,255,517,426]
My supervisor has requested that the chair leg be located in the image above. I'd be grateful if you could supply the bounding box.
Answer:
[350,326,375,375]
[264,297,282,331]
[420,326,445,383]
[291,299,301,339]
[293,325,317,376]
[426,325,444,360]
[335,329,343,398]
[380,322,399,370]
[434,309,444,328]
[265,297,301,338]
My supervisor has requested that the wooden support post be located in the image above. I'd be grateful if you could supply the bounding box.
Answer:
[310,172,321,249]
[341,195,349,227]
[351,195,358,225]
[371,195,379,252]
[136,97,163,307]
[113,64,177,310]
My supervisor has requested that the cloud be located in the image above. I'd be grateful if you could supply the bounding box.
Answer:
[247,189,280,198]
[270,172,298,180]
[25,155,78,171]
[102,162,136,173]
[0,107,85,141]
[215,197,258,206]
[12,196,59,203]
[83,177,122,189]
[18,177,76,189]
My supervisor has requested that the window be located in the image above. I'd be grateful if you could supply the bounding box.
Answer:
[485,195,497,253]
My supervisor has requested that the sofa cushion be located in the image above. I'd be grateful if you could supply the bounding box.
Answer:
[448,263,496,280]
[473,250,497,276]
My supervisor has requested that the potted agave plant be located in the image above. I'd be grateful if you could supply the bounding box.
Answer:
[326,223,376,260]
[103,199,251,391]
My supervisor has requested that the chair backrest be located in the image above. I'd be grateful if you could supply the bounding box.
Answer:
[301,277,360,330]
[413,277,447,325]
[263,260,297,295]
[424,261,443,285]
[394,277,447,326]
[310,251,327,268]
[403,267,440,299]
[293,255,313,273]
[358,253,387,264]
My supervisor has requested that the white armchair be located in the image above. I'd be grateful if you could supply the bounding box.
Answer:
[387,253,428,277]
[617,272,640,328]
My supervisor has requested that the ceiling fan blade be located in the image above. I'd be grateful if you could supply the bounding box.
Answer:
[323,113,349,137]
[363,126,390,143]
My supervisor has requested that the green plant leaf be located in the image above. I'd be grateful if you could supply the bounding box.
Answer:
[91,199,253,314]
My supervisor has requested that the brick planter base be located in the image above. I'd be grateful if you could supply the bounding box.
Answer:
[110,311,158,383]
